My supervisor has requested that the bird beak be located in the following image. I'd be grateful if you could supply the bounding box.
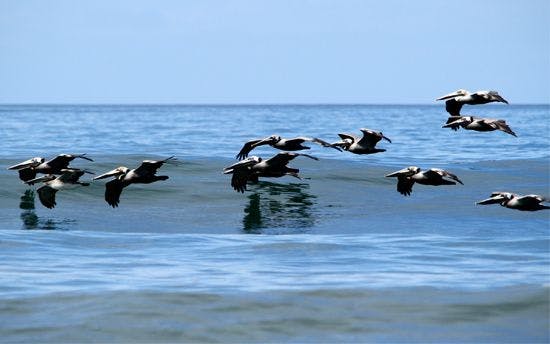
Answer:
[7,158,41,170]
[436,91,461,101]
[25,175,55,185]
[382,135,392,143]
[222,168,234,174]
[385,168,410,178]
[93,169,122,180]
[476,195,505,205]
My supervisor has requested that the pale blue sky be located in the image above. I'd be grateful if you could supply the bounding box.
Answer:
[1,0,548,104]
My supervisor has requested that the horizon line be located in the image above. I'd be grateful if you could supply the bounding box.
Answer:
[1,102,548,106]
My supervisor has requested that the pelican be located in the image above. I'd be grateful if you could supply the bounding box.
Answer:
[93,157,176,207]
[477,192,549,211]
[332,128,391,155]
[436,89,509,121]
[385,166,463,196]
[223,152,318,193]
[8,154,94,182]
[443,116,517,136]
[236,135,340,160]
[25,169,92,209]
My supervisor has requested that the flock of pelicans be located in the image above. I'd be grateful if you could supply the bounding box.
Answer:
[6,89,549,211]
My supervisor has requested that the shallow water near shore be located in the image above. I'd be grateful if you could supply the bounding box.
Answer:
[0,104,549,342]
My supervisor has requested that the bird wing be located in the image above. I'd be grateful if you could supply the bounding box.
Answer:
[397,176,414,196]
[133,156,175,176]
[105,179,125,208]
[357,130,383,147]
[264,152,318,168]
[516,195,546,205]
[427,168,463,184]
[338,133,358,143]
[230,167,254,193]
[289,137,342,151]
[236,139,266,160]
[443,116,465,130]
[487,119,517,137]
[57,169,85,183]
[37,185,58,209]
[18,168,37,182]
[445,98,463,117]
[45,155,75,170]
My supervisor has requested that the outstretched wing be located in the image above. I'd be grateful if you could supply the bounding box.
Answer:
[397,176,414,196]
[294,137,342,151]
[37,185,58,209]
[487,119,517,137]
[516,195,546,206]
[133,156,175,176]
[264,152,318,168]
[236,139,267,160]
[45,154,92,171]
[445,98,463,117]
[428,169,463,184]
[357,130,390,147]
[18,168,37,182]
[231,167,254,193]
[105,179,125,208]
[337,133,358,143]
[443,116,465,130]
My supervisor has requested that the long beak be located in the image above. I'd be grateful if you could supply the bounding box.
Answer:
[385,168,410,178]
[476,195,505,205]
[93,169,123,180]
[223,168,234,174]
[382,135,392,143]
[8,158,40,170]
[25,175,56,185]
[436,91,461,101]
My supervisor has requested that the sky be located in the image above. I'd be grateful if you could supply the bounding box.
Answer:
[0,0,548,104]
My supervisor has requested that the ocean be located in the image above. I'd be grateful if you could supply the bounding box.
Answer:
[0,104,549,342]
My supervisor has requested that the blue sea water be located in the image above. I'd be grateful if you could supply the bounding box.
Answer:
[0,104,549,342]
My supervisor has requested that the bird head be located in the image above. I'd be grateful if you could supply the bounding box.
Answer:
[436,89,469,101]
[7,157,45,170]
[385,166,419,178]
[93,166,129,180]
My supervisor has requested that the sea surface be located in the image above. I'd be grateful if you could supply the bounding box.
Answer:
[0,104,549,343]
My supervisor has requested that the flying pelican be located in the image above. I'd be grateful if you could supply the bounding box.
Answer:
[477,192,549,211]
[25,169,92,209]
[331,128,391,155]
[223,152,318,193]
[236,135,340,160]
[8,154,94,182]
[385,166,463,196]
[443,116,517,136]
[436,89,509,121]
[93,157,176,207]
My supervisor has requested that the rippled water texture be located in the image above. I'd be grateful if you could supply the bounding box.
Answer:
[0,105,549,342]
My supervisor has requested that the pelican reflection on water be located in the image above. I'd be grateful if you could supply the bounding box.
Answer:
[242,181,317,233]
